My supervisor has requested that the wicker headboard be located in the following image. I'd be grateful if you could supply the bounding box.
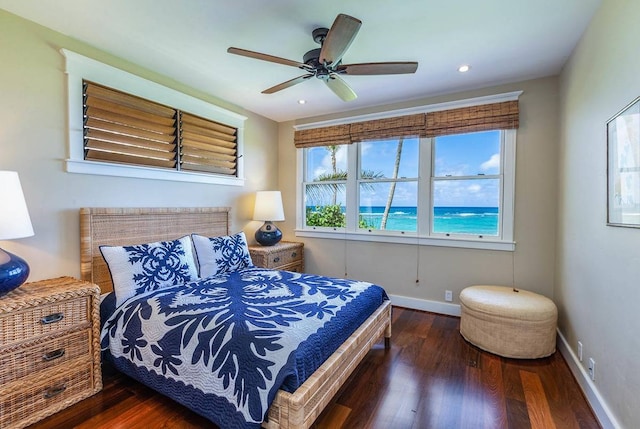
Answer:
[80,207,231,293]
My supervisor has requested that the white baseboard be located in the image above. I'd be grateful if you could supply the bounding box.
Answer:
[556,330,621,429]
[388,294,461,316]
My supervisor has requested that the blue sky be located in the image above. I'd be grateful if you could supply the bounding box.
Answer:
[306,131,501,207]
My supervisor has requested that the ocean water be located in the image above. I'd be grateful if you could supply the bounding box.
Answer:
[357,206,499,235]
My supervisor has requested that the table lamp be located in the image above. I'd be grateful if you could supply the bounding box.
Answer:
[0,171,34,295]
[253,191,285,246]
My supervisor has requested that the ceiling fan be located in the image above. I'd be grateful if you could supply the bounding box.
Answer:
[227,14,418,102]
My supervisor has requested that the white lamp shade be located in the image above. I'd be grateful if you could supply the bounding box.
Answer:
[253,191,285,221]
[0,171,34,240]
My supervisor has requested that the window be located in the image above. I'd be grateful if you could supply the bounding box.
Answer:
[432,131,502,237]
[83,81,240,176]
[304,145,348,228]
[295,93,520,250]
[62,49,246,186]
[359,138,419,232]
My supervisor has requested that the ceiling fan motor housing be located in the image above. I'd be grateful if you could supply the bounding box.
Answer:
[312,27,329,44]
[303,48,322,67]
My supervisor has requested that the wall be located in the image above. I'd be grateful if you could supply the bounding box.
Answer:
[557,0,640,427]
[278,77,559,309]
[0,10,279,282]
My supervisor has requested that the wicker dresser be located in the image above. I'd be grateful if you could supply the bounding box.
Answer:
[249,241,304,272]
[0,276,102,429]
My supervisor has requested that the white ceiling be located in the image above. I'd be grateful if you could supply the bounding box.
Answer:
[0,0,601,122]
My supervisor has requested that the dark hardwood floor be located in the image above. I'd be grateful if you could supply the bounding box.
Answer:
[27,307,600,429]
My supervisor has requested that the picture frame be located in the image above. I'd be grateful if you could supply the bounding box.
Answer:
[607,96,640,227]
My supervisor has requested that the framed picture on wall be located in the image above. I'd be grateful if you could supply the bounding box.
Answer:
[607,96,640,227]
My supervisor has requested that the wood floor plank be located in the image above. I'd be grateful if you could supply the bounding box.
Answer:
[26,307,601,429]
[506,397,532,429]
[480,353,509,429]
[521,370,557,429]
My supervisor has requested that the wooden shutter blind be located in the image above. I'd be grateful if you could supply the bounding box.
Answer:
[294,100,519,147]
[179,113,237,175]
[83,81,177,169]
[83,80,239,177]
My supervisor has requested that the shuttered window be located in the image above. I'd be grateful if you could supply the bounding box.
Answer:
[83,81,238,177]
[180,113,237,175]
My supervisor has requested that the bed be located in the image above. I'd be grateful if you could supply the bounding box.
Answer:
[80,207,392,429]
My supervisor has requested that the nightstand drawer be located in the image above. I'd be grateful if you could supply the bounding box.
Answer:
[278,261,304,273]
[0,329,91,385]
[0,358,94,429]
[267,248,302,267]
[0,296,91,348]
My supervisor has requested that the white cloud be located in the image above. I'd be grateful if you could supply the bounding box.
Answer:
[481,153,500,171]
[313,145,348,178]
[467,184,482,193]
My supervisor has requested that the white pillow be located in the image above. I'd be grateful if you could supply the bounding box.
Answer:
[100,235,198,307]
[192,232,253,278]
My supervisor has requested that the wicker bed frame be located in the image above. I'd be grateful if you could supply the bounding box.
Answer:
[79,207,391,429]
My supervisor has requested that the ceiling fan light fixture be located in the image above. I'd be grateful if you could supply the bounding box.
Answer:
[458,64,471,73]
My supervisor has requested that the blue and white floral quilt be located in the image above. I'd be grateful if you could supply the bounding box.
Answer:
[101,267,388,429]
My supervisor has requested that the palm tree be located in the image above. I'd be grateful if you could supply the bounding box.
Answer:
[306,169,384,204]
[380,138,404,230]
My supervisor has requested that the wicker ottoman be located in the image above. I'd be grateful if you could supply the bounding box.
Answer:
[459,285,557,359]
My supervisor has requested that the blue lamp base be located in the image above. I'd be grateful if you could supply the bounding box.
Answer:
[255,221,282,246]
[0,247,30,296]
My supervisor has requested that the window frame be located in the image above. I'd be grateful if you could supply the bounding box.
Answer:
[61,49,247,186]
[295,93,520,251]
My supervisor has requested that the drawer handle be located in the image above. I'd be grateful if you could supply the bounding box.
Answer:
[291,252,297,258]
[42,348,66,362]
[44,384,66,399]
[41,313,64,325]
[273,257,280,263]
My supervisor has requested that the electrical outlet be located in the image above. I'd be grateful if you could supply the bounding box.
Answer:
[588,358,596,381]
[577,341,583,362]
[445,290,453,302]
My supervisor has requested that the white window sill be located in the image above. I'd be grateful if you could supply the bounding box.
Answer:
[65,159,244,186]
[295,229,515,251]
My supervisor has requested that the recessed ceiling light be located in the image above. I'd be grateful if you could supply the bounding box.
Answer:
[458,65,471,73]
[298,99,306,105]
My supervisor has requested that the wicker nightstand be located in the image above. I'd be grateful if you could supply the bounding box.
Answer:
[0,276,102,429]
[249,241,304,272]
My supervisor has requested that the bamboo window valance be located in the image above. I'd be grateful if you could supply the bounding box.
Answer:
[293,124,351,148]
[83,81,238,176]
[293,100,519,148]
[350,113,426,142]
[425,100,519,137]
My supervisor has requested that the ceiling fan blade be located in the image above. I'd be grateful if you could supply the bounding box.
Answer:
[227,47,308,69]
[262,74,314,94]
[319,14,362,66]
[337,62,419,75]
[325,74,357,102]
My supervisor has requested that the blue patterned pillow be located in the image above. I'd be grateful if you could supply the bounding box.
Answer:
[100,235,198,307]
[192,232,253,278]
